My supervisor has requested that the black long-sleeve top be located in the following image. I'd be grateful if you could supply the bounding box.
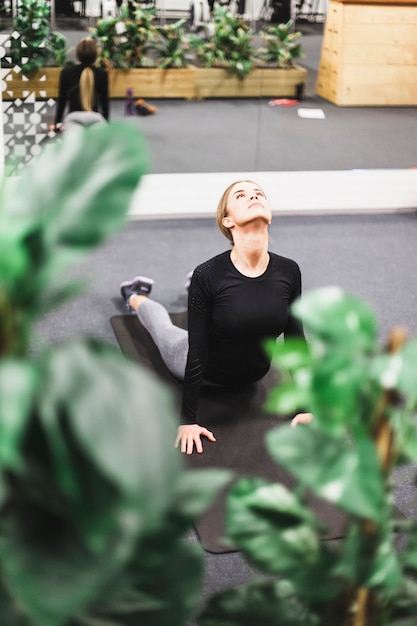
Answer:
[181,251,305,424]
[54,64,109,125]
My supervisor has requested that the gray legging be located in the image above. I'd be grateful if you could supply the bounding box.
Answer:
[63,111,107,133]
[137,299,188,380]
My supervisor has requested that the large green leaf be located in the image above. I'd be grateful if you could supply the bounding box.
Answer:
[37,341,181,537]
[0,574,32,626]
[77,542,204,626]
[267,424,384,520]
[332,518,403,593]
[0,232,28,291]
[264,338,312,415]
[198,578,318,626]
[371,337,417,402]
[2,122,148,246]
[226,478,341,599]
[0,515,139,626]
[309,352,373,434]
[292,287,377,352]
[174,468,233,522]
[368,531,403,593]
[0,122,148,311]
[0,359,36,471]
[370,343,417,462]
[226,478,321,575]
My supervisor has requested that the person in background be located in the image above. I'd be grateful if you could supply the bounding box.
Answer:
[120,180,312,454]
[50,37,109,133]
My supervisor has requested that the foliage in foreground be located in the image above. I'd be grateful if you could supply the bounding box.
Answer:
[0,122,229,626]
[199,287,417,626]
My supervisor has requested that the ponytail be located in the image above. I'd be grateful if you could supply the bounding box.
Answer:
[80,66,95,112]
[76,38,98,112]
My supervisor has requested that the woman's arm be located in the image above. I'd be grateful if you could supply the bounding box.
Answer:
[53,68,69,127]
[177,266,215,454]
[284,261,313,424]
[284,260,305,341]
[96,68,109,120]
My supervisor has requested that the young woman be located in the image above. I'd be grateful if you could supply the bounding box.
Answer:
[120,180,311,454]
[50,38,109,132]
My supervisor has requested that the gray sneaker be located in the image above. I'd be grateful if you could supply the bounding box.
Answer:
[120,275,154,312]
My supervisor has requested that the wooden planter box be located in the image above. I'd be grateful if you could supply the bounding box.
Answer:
[108,67,196,99]
[316,0,417,106]
[1,65,307,101]
[193,65,307,99]
[2,67,61,100]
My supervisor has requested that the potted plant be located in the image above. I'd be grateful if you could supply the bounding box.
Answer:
[189,5,306,98]
[152,18,191,69]
[9,0,67,74]
[188,4,256,79]
[1,0,67,99]
[91,4,157,69]
[91,8,196,98]
[0,122,229,625]
[257,20,303,68]
[198,287,417,625]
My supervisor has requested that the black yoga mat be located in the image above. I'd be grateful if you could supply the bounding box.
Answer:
[110,312,347,553]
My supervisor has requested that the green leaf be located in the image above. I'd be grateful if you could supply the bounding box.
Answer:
[265,337,311,370]
[267,424,384,520]
[0,574,32,626]
[292,287,377,352]
[1,122,148,308]
[79,542,204,626]
[266,383,310,416]
[174,468,233,522]
[0,517,134,626]
[226,478,321,575]
[0,233,28,290]
[310,351,371,434]
[372,337,417,402]
[0,359,36,471]
[368,532,403,592]
[37,341,180,522]
[198,578,317,626]
[332,518,403,593]
[264,338,312,415]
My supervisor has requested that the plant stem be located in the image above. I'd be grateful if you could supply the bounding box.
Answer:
[373,326,408,476]
[349,327,408,626]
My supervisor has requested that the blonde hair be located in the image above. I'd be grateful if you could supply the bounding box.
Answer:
[76,38,98,112]
[216,179,266,244]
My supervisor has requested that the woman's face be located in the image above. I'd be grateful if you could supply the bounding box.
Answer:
[223,181,271,231]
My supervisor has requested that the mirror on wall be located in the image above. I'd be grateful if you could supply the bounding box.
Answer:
[0,0,326,175]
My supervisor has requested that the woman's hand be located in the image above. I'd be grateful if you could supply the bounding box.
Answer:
[175,424,216,455]
[291,413,313,427]
[48,123,63,133]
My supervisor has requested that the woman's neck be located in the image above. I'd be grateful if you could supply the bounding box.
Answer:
[230,235,269,278]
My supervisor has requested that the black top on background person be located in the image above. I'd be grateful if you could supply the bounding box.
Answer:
[53,38,109,129]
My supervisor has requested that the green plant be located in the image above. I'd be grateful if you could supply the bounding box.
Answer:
[152,19,191,69]
[10,0,67,74]
[257,20,303,68]
[198,287,417,626]
[90,5,157,69]
[0,122,229,625]
[188,4,256,78]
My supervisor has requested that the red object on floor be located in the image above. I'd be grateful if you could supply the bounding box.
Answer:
[269,98,299,106]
